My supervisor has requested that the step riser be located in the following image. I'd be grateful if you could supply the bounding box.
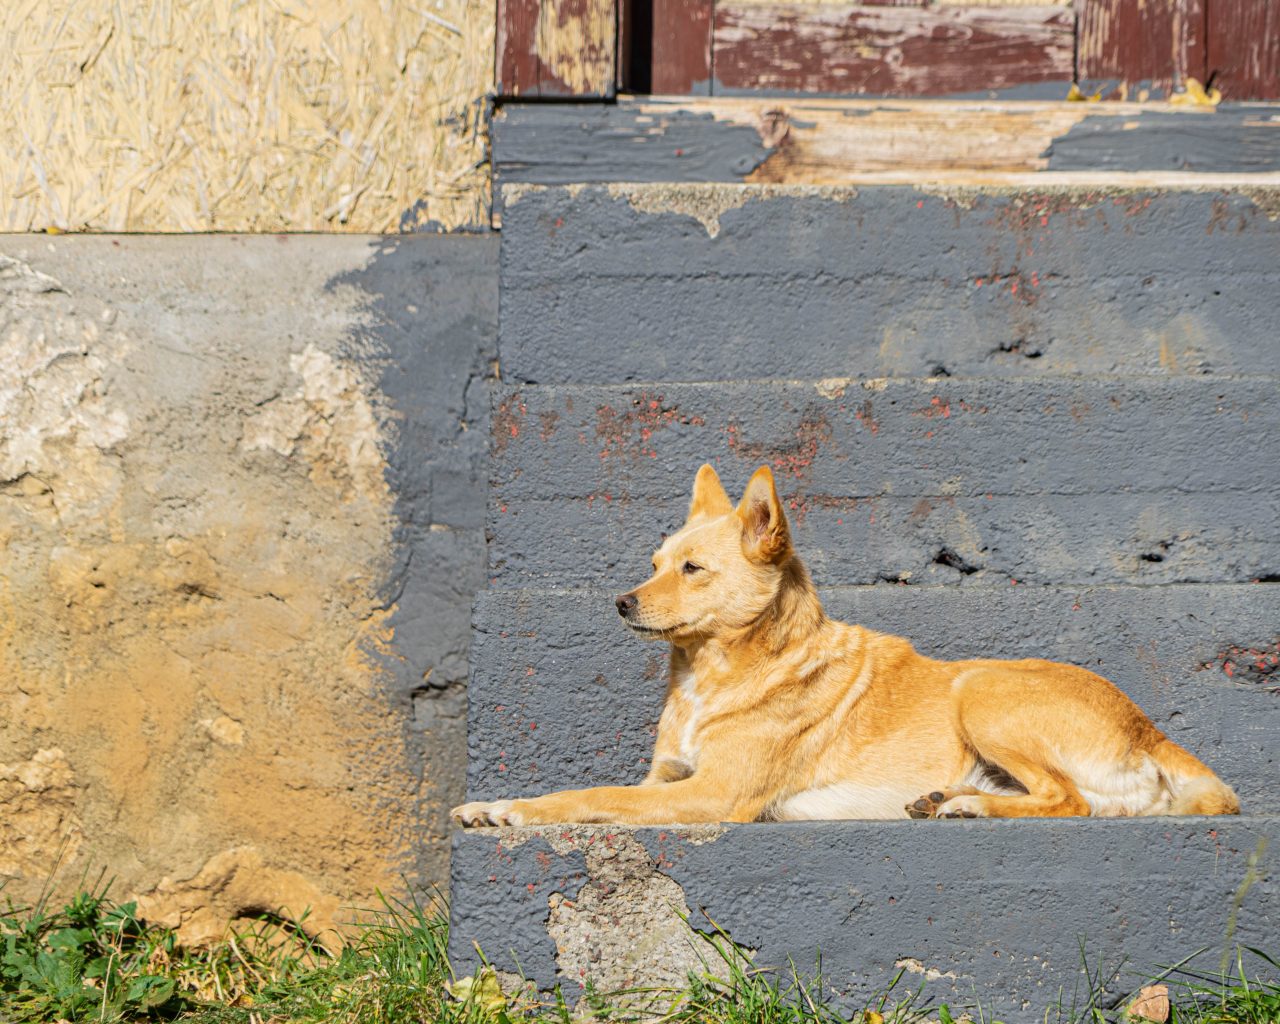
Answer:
[500,186,1280,384]
[490,492,1279,587]
[491,379,1279,501]
[466,586,1278,805]
[449,820,1278,1019]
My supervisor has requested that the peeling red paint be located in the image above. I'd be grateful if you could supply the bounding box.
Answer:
[727,413,833,481]
[916,395,951,420]
[493,394,528,453]
[854,398,880,435]
[1199,640,1280,689]
[596,392,704,460]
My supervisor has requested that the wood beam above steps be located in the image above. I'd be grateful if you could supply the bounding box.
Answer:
[493,97,1280,199]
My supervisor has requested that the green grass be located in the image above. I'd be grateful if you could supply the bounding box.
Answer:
[1,883,1275,1024]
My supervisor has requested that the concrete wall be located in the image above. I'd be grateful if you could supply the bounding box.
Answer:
[0,235,496,942]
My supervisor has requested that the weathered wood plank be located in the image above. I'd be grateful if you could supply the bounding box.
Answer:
[497,0,617,98]
[711,4,1074,96]
[493,98,1280,190]
[651,0,714,94]
[1077,0,1206,100]
[1208,0,1280,100]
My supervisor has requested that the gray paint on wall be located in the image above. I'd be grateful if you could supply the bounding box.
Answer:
[329,236,499,884]
[499,185,1280,384]
[1046,108,1280,172]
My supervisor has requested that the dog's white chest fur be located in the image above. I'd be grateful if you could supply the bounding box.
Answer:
[674,668,703,764]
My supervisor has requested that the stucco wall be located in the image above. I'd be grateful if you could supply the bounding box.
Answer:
[0,234,496,942]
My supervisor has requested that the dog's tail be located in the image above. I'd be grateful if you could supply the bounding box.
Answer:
[1151,738,1240,815]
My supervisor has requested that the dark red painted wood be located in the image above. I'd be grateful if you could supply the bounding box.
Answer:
[651,0,714,95]
[1208,0,1280,99]
[1078,0,1207,97]
[711,4,1074,96]
[497,0,617,98]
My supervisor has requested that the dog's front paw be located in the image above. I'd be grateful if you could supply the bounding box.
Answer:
[451,799,526,827]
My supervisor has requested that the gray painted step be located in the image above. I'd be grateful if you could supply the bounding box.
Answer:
[486,377,1280,585]
[499,184,1280,383]
[466,585,1279,807]
[449,818,1278,1019]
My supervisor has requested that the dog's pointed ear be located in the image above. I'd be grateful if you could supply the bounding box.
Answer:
[688,463,733,521]
[736,465,790,562]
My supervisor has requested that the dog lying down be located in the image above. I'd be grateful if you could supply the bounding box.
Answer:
[453,464,1239,827]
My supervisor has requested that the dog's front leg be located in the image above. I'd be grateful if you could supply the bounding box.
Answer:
[452,775,756,827]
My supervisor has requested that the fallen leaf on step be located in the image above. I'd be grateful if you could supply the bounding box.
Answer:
[1066,83,1101,102]
[1127,983,1170,1022]
[445,966,507,1015]
[1169,78,1221,107]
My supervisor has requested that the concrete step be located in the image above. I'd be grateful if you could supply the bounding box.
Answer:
[487,378,1280,587]
[466,585,1279,808]
[498,183,1280,384]
[449,817,1279,1018]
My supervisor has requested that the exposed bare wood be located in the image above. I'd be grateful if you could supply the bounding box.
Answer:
[712,3,1074,95]
[498,0,616,97]
[496,97,1280,191]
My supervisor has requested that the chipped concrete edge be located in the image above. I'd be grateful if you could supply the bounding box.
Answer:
[510,179,1280,230]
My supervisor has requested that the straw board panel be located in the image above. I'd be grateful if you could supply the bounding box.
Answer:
[0,0,493,232]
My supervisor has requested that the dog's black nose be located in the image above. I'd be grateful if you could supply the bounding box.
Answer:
[615,594,637,617]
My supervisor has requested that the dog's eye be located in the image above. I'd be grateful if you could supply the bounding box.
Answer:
[682,561,702,575]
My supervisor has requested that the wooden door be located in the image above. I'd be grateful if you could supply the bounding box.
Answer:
[496,0,1280,100]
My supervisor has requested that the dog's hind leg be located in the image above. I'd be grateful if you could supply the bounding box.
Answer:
[925,667,1093,819]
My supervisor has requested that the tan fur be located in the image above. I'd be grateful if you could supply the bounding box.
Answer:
[453,465,1240,827]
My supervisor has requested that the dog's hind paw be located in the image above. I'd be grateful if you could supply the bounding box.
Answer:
[906,791,948,819]
[906,787,982,819]
[451,799,525,827]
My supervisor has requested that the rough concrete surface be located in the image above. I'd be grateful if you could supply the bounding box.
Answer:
[0,234,496,942]
[499,185,1280,383]
[467,585,1279,806]
[486,378,1280,588]
[451,818,1277,1019]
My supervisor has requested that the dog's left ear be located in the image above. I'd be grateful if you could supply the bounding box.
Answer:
[737,465,790,562]
[688,463,733,521]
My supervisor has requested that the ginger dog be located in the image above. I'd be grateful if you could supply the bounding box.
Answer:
[453,464,1239,826]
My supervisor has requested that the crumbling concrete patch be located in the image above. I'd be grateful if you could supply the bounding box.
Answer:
[135,846,343,950]
[0,748,83,880]
[546,829,731,1006]
[605,182,859,237]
